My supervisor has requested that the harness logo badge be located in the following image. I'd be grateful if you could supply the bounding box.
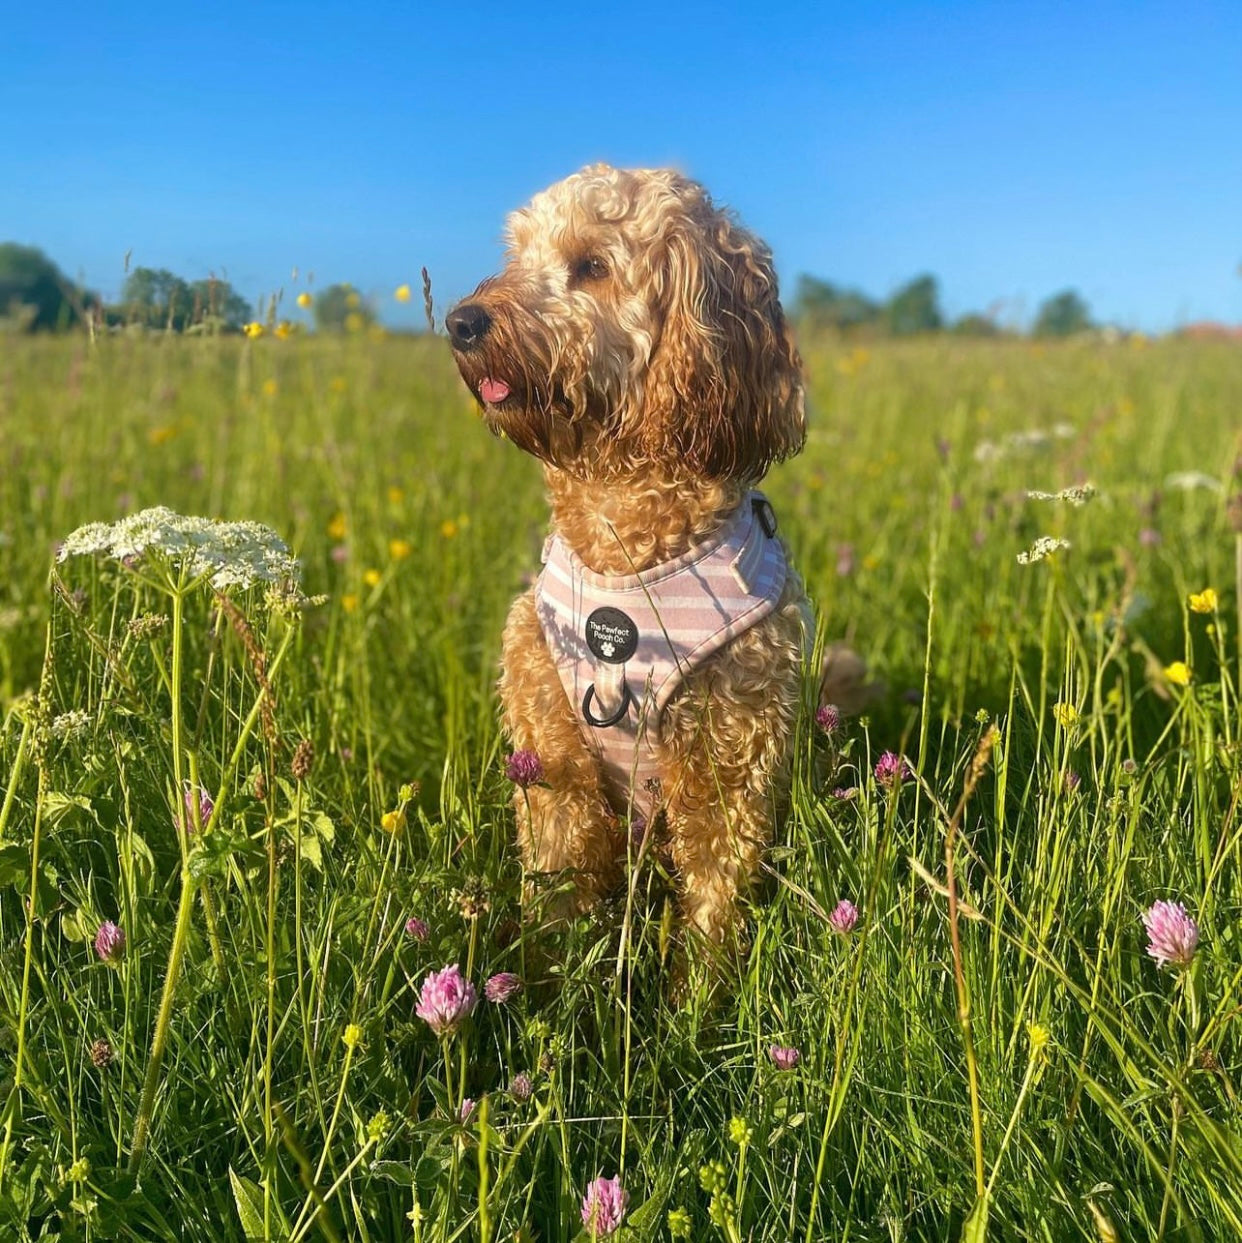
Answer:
[585,607,638,664]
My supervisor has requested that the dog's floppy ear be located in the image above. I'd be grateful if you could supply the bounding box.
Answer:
[643,192,805,481]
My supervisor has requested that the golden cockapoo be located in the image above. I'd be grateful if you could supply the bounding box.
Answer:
[448,164,852,949]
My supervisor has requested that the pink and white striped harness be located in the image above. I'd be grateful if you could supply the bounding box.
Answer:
[534,492,789,815]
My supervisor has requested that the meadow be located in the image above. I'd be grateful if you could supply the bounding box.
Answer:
[0,327,1240,1241]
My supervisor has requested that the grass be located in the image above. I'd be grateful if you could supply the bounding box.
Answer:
[0,328,1240,1241]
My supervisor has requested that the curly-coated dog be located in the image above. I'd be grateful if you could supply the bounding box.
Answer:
[448,164,852,950]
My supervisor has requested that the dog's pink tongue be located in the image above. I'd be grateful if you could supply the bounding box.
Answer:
[480,377,511,404]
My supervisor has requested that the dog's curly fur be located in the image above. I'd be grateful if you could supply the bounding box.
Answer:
[449,164,811,947]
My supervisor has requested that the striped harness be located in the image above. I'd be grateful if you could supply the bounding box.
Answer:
[534,492,789,814]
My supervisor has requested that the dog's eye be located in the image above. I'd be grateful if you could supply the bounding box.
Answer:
[572,255,609,283]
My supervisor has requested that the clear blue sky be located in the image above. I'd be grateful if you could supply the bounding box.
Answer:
[4,2,1240,331]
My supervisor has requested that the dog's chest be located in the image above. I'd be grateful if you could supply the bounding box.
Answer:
[534,493,789,815]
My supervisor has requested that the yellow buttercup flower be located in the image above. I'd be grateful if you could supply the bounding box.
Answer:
[363,568,381,587]
[342,1023,363,1051]
[394,284,411,302]
[381,808,406,833]
[329,375,347,394]
[389,538,412,560]
[296,292,313,309]
[1028,1022,1051,1054]
[261,378,278,397]
[273,321,292,340]
[243,321,264,339]
[440,519,458,539]
[1188,588,1218,614]
[341,593,359,613]
[387,485,405,505]
[1164,661,1191,687]
[147,424,176,447]
[1053,702,1078,729]
[327,512,347,540]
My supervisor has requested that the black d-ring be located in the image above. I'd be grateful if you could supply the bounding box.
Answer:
[582,680,633,728]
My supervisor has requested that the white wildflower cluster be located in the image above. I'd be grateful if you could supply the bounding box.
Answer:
[58,507,301,592]
[974,423,1075,464]
[1164,471,1222,493]
[1026,484,1097,506]
[1017,536,1072,565]
[51,709,92,740]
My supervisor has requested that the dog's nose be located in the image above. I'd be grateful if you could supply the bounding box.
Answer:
[446,303,492,351]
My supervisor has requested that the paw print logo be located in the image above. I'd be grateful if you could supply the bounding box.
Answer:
[599,640,616,658]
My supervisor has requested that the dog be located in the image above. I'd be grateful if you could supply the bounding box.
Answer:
[448,164,849,951]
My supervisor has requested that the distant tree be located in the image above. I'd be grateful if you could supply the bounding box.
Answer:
[122,267,193,329]
[0,243,95,331]
[1033,289,1092,337]
[950,312,1001,337]
[885,274,943,336]
[792,275,880,332]
[312,284,376,333]
[187,278,252,331]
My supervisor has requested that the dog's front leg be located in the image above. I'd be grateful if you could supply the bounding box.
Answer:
[659,608,803,949]
[500,589,620,918]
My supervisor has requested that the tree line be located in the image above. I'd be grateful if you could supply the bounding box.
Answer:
[0,245,383,335]
[2,241,1097,339]
[793,272,1093,337]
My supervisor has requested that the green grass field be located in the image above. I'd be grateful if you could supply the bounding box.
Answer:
[1,330,1240,1241]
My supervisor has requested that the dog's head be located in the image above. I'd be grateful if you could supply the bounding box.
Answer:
[447,164,804,482]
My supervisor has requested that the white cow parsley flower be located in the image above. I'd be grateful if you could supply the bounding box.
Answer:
[58,507,301,592]
[1164,471,1222,493]
[1026,484,1097,506]
[1017,536,1072,564]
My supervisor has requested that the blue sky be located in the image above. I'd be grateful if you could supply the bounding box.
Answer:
[4,2,1240,331]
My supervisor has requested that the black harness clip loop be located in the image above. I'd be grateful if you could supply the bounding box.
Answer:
[581,681,633,729]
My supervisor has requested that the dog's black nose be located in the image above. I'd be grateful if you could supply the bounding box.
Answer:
[446,303,492,350]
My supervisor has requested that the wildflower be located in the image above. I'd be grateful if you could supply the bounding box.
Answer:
[505,749,544,788]
[1139,527,1162,548]
[1063,770,1081,795]
[874,751,910,788]
[1026,484,1097,506]
[415,964,478,1036]
[769,1044,801,1071]
[508,1072,533,1102]
[835,543,855,577]
[440,519,459,539]
[389,538,412,560]
[1120,758,1138,777]
[1017,536,1071,565]
[387,485,405,504]
[667,1206,692,1239]
[1163,661,1191,687]
[728,1116,753,1146]
[405,916,429,941]
[327,512,347,541]
[1188,588,1218,614]
[815,704,840,735]
[262,378,279,397]
[330,544,349,564]
[485,972,523,1004]
[243,322,264,339]
[342,1023,363,1051]
[455,876,490,918]
[291,739,314,781]
[829,899,859,935]
[51,710,91,741]
[182,782,214,833]
[1165,471,1222,493]
[367,1109,391,1143]
[395,284,412,302]
[94,921,126,964]
[90,1038,114,1069]
[363,568,381,587]
[459,1097,477,1123]
[381,809,406,833]
[296,292,313,309]
[1027,1023,1050,1054]
[1053,702,1079,729]
[581,1175,628,1238]
[1142,900,1199,968]
[342,593,359,613]
[831,786,857,801]
[699,1161,727,1193]
[63,1157,91,1184]
[58,508,301,593]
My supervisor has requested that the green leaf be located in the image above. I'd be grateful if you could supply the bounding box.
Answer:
[229,1168,264,1241]
[962,1191,989,1242]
